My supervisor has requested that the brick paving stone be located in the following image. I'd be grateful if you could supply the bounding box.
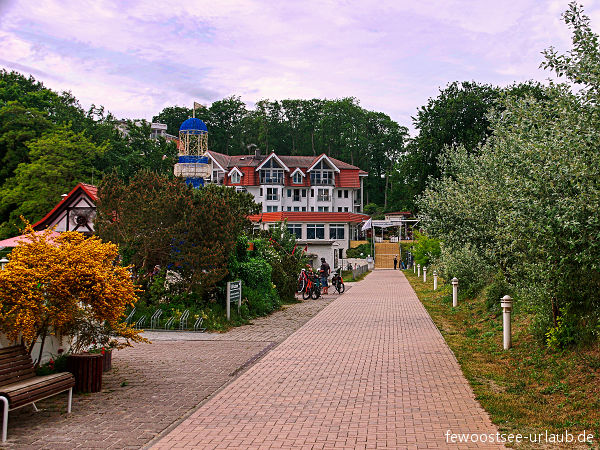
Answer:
[152,271,504,449]
[3,293,337,449]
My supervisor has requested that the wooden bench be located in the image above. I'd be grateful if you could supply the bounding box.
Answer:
[0,345,75,442]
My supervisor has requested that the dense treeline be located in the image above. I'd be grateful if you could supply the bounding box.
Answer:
[418,2,600,347]
[0,70,176,238]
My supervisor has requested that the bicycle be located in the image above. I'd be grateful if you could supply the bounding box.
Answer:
[331,270,345,294]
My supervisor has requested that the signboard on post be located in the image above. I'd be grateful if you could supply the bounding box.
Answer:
[226,280,242,321]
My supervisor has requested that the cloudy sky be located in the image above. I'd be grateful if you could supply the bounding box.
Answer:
[0,0,597,133]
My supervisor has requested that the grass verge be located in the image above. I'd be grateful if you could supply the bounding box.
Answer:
[404,269,600,449]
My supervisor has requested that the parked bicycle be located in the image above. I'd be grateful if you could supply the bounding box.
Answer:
[331,270,345,294]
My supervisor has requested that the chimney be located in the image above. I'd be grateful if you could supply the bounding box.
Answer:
[247,143,260,159]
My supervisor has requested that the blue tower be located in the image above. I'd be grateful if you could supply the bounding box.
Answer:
[174,117,210,187]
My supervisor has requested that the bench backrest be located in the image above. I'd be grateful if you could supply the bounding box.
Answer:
[0,345,36,386]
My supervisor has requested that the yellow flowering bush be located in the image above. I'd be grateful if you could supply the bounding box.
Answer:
[0,223,144,356]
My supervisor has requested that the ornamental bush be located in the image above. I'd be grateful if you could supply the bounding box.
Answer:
[0,223,144,363]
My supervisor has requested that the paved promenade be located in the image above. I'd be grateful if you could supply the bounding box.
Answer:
[153,271,503,449]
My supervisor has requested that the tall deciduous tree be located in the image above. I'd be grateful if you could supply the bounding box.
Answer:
[0,125,106,238]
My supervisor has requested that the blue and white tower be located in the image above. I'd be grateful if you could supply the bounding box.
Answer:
[174,117,210,188]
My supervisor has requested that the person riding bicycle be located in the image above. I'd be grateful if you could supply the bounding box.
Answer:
[319,257,331,295]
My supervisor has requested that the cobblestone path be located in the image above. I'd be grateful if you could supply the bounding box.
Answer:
[4,293,337,449]
[153,271,502,449]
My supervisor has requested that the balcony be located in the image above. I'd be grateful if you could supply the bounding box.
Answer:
[260,172,284,184]
[310,178,334,186]
[317,194,330,202]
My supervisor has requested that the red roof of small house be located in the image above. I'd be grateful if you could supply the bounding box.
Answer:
[33,183,98,229]
[248,212,370,224]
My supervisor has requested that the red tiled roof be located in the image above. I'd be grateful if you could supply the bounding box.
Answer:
[208,151,364,172]
[248,212,370,224]
[33,183,98,229]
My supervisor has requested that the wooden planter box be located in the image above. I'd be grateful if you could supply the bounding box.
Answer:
[102,349,112,372]
[67,353,103,393]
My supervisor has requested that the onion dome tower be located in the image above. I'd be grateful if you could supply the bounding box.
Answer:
[174,117,210,188]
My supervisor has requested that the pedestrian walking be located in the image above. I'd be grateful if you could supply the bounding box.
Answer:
[393,256,398,270]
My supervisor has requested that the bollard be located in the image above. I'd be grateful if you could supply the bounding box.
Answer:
[413,263,416,274]
[417,264,421,277]
[501,295,513,350]
[433,271,438,290]
[423,267,427,282]
[451,277,458,307]
[0,257,8,270]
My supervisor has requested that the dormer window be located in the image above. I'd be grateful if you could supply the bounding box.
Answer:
[309,160,334,185]
[259,158,284,184]
[228,167,243,184]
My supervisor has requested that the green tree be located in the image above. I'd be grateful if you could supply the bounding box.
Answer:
[0,125,106,238]
[152,105,193,136]
[0,102,53,184]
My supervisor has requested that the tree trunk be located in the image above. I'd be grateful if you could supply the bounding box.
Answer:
[551,297,560,327]
[311,132,315,155]
[384,173,389,209]
[35,328,47,368]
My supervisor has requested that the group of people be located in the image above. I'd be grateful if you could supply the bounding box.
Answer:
[393,256,406,270]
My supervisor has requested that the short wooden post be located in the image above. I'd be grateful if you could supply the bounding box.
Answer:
[452,277,458,307]
[433,271,438,290]
[417,264,421,277]
[423,267,427,283]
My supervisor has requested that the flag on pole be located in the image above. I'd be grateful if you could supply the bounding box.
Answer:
[361,218,372,232]
[194,102,205,110]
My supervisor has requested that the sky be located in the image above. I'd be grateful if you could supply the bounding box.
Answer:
[0,0,598,134]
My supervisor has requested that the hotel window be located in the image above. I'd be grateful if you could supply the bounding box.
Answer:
[344,207,349,212]
[287,189,292,197]
[337,190,342,198]
[292,171,303,184]
[344,190,349,198]
[317,188,330,201]
[259,158,284,184]
[287,207,292,211]
[266,205,278,212]
[302,207,306,211]
[287,224,302,239]
[231,171,241,183]
[259,188,263,197]
[293,189,301,201]
[330,224,345,240]
[302,189,307,197]
[309,160,334,185]
[338,207,342,212]
[317,206,329,212]
[306,224,325,240]
[293,207,300,211]
[266,187,279,201]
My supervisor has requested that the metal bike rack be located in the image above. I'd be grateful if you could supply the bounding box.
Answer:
[164,315,175,330]
[135,315,146,329]
[150,309,163,329]
[125,307,136,325]
[179,310,190,330]
[194,316,205,332]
